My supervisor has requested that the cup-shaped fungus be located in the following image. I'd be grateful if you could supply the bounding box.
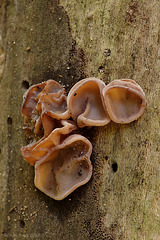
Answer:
[21,78,147,200]
[36,80,70,120]
[34,134,92,200]
[41,114,58,137]
[102,79,146,123]
[21,82,46,118]
[22,79,70,121]
[67,78,111,127]
[21,120,77,166]
[34,113,66,137]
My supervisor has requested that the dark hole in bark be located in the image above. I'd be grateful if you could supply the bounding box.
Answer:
[21,80,29,89]
[7,117,12,125]
[104,49,111,57]
[98,66,105,73]
[105,155,108,160]
[112,163,118,172]
[20,220,25,228]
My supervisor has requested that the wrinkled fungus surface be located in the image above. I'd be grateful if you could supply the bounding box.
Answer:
[36,80,70,120]
[22,80,69,129]
[21,78,146,200]
[21,81,46,119]
[21,120,77,166]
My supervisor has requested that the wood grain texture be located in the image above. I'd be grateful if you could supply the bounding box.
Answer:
[0,0,160,239]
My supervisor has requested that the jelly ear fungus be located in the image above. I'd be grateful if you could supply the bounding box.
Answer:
[34,134,92,200]
[67,77,111,128]
[36,80,70,120]
[21,82,46,119]
[21,77,146,200]
[102,79,146,124]
[21,120,77,166]
[21,79,70,121]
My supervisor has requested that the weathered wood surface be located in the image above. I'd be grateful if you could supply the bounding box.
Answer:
[0,0,160,239]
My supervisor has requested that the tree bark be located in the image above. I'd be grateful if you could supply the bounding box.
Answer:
[0,0,160,239]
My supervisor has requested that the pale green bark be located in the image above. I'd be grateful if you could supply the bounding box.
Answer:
[0,0,160,239]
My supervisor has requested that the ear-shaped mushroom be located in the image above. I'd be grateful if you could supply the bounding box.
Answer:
[36,80,70,120]
[34,134,92,200]
[67,78,111,127]
[41,113,57,137]
[21,79,70,120]
[21,82,46,118]
[21,120,77,166]
[34,111,65,137]
[34,116,43,136]
[102,79,146,123]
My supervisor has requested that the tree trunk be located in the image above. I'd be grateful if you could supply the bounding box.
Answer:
[0,0,160,239]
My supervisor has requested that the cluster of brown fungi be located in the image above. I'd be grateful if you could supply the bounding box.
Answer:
[21,78,146,200]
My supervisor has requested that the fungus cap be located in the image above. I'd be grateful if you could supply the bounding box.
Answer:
[21,120,77,166]
[34,134,92,200]
[102,79,146,123]
[36,80,70,120]
[21,80,70,121]
[67,77,111,127]
[21,82,46,118]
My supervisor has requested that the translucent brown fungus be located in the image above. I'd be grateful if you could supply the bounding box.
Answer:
[21,120,77,166]
[21,79,70,121]
[21,82,46,118]
[34,113,64,137]
[34,134,92,200]
[102,79,146,123]
[41,113,57,137]
[36,81,70,120]
[67,77,111,127]
[21,77,146,200]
